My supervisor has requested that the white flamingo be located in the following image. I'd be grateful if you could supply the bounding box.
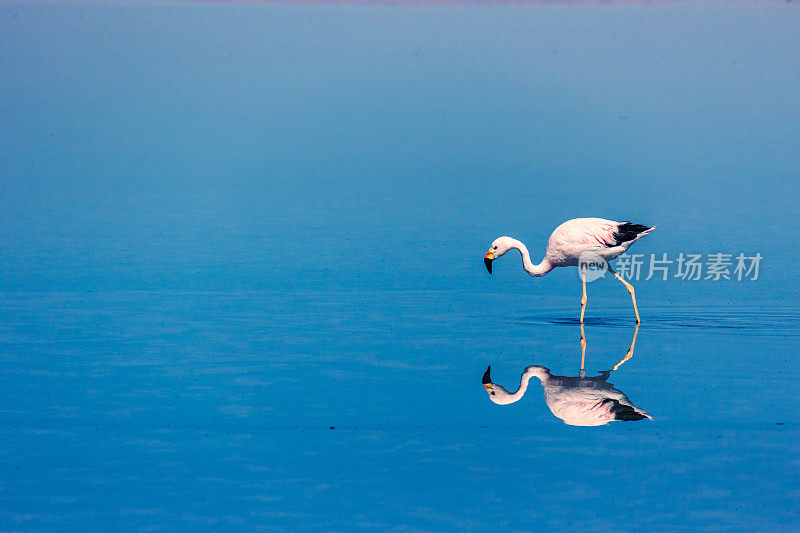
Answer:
[481,325,652,426]
[483,217,655,323]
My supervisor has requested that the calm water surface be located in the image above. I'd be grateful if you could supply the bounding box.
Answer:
[1,2,799,530]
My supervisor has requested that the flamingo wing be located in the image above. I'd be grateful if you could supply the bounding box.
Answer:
[547,218,653,254]
[549,218,619,247]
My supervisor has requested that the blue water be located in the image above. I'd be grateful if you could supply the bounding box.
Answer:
[1,1,799,530]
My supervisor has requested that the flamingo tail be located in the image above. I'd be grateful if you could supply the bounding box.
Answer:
[612,222,654,245]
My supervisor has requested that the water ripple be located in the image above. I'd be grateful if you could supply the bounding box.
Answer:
[510,308,800,335]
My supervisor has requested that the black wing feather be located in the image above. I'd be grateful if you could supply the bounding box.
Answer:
[602,398,648,421]
[611,222,652,246]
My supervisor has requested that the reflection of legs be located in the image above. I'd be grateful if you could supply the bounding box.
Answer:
[608,267,641,323]
[612,323,639,371]
[579,323,586,378]
[579,269,588,324]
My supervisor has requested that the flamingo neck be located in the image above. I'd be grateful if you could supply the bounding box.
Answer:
[509,238,552,277]
[509,372,533,400]
[494,376,533,405]
[492,368,546,405]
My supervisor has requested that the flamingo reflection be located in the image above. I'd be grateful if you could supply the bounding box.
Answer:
[482,324,652,426]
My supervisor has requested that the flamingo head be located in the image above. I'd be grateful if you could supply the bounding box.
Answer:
[482,365,550,405]
[484,236,515,274]
[482,366,495,395]
[482,365,511,404]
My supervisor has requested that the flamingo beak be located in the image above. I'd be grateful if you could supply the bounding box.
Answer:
[484,249,494,274]
[482,366,494,394]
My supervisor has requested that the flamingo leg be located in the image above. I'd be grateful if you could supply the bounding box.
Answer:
[579,268,588,324]
[611,323,639,371]
[607,267,641,323]
[579,322,586,378]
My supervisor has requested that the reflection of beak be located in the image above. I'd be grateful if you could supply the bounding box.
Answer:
[484,250,494,274]
[482,365,493,394]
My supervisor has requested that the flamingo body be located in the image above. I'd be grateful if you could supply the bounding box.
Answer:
[484,217,654,322]
[482,365,652,427]
[543,218,654,267]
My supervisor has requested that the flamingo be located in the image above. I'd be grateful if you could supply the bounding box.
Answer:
[481,324,651,426]
[483,218,654,323]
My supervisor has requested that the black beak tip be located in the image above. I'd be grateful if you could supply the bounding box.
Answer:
[482,365,491,384]
[484,258,493,274]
